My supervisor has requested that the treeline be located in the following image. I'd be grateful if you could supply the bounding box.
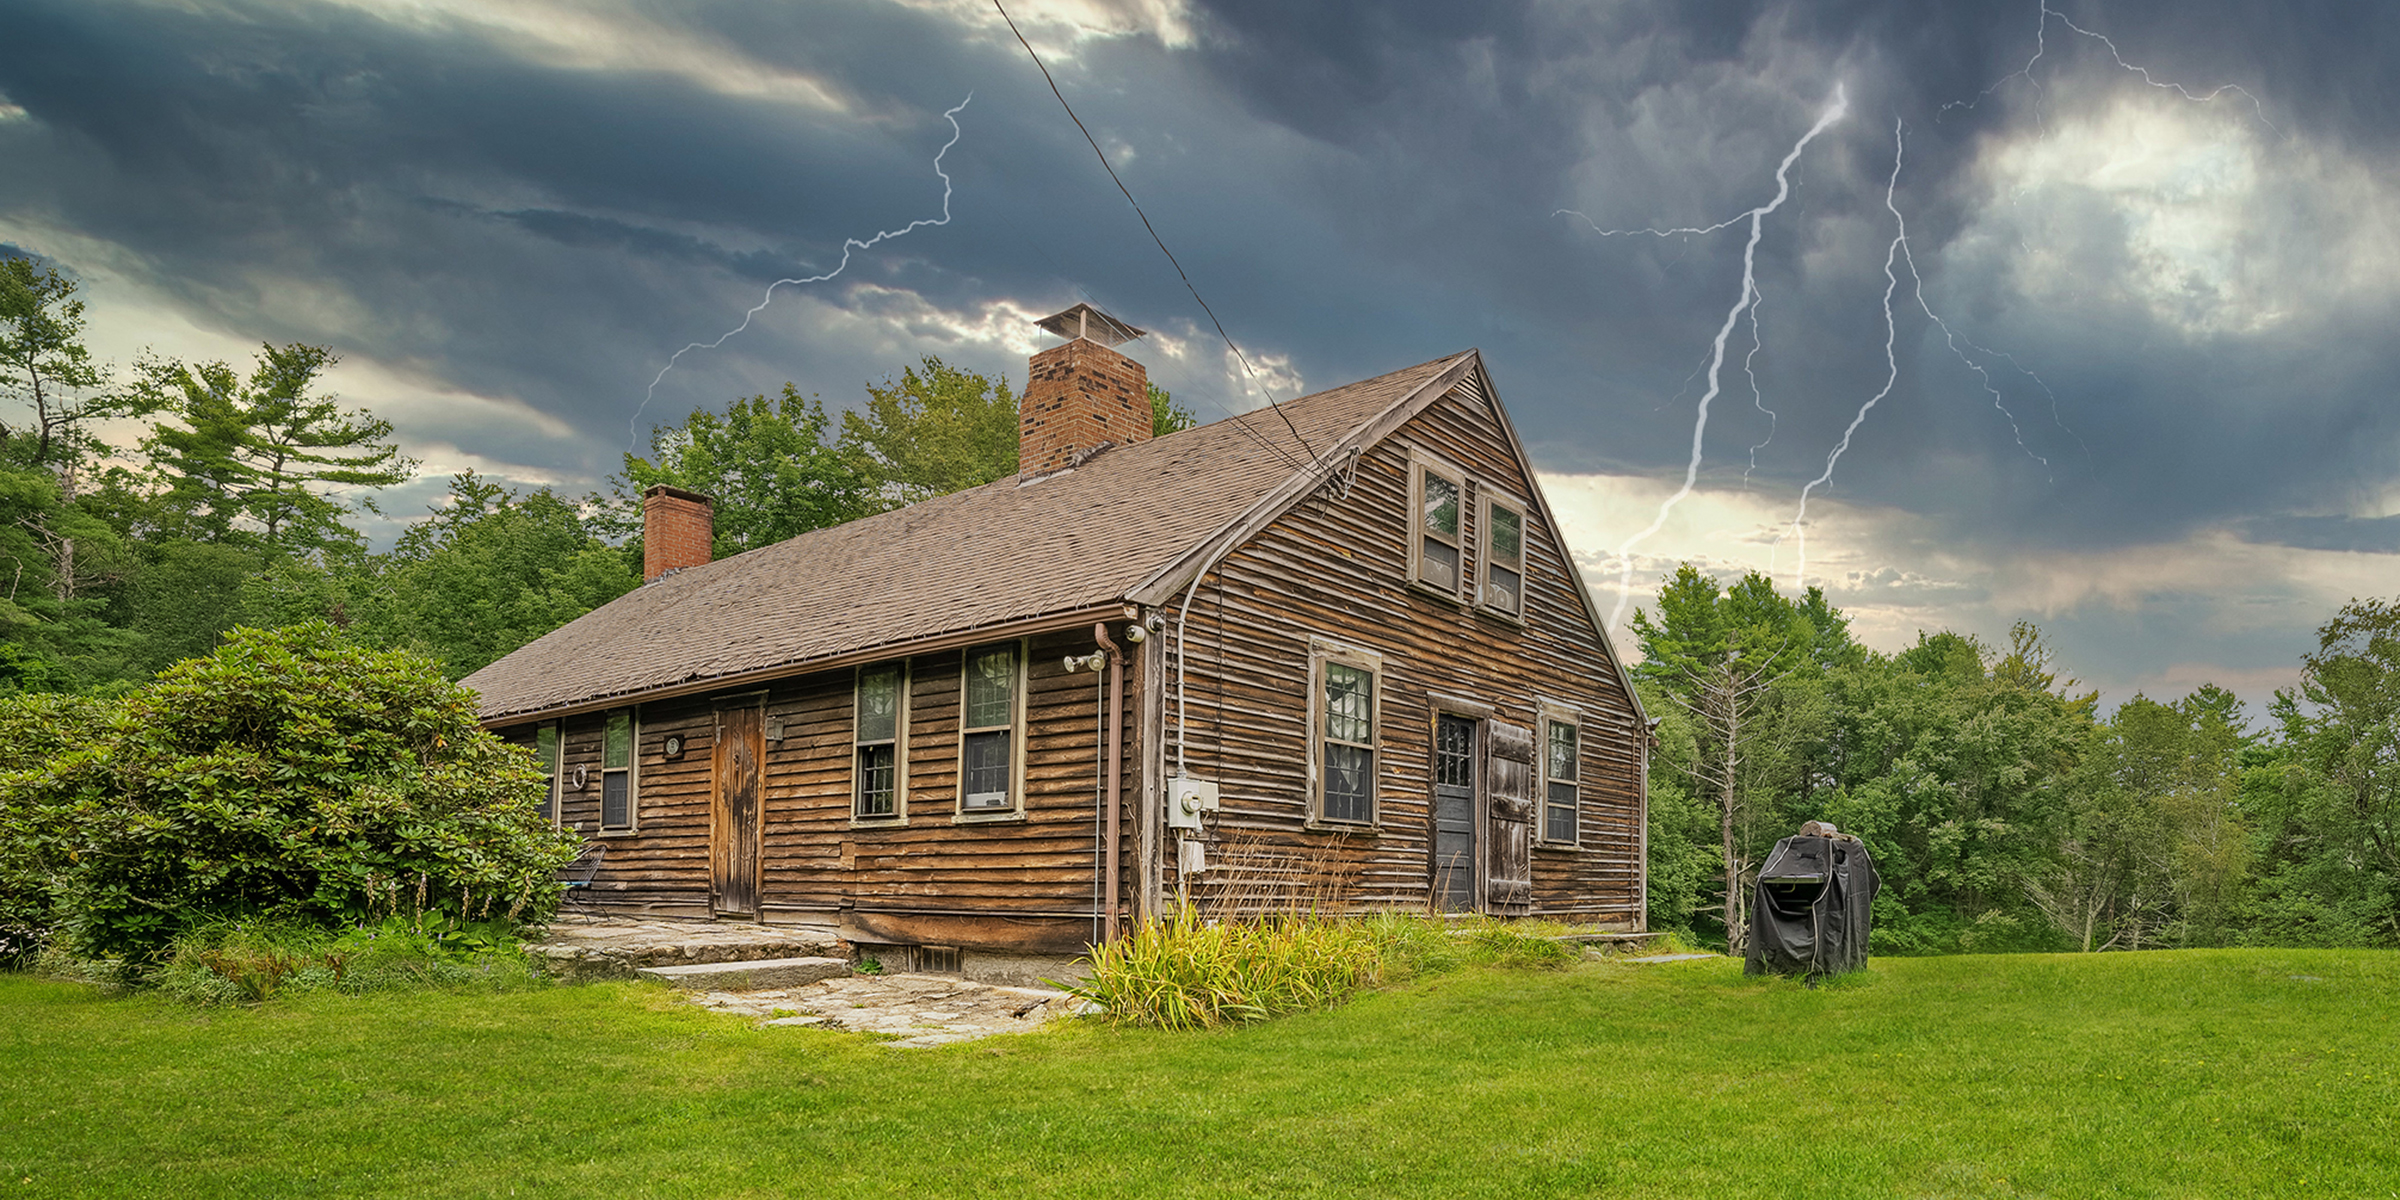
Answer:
[1,256,1193,686]
[1637,565,2400,954]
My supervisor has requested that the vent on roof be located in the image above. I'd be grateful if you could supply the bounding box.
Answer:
[1021,303,1151,479]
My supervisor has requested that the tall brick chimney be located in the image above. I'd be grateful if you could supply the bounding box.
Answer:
[642,484,714,582]
[1021,303,1151,478]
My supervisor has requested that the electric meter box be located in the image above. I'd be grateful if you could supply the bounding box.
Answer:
[1167,777,1218,830]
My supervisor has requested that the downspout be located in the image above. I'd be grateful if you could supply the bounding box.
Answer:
[1094,623,1126,943]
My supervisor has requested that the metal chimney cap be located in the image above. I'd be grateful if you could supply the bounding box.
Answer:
[1034,302,1145,348]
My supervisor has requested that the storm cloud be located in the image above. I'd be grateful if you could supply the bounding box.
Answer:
[2,0,2394,709]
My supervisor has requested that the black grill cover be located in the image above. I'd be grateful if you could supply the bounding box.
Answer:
[1744,834,1878,978]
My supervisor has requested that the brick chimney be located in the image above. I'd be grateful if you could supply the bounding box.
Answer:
[642,485,714,582]
[1021,303,1151,477]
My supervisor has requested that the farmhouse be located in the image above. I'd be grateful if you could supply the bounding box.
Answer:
[464,305,1649,976]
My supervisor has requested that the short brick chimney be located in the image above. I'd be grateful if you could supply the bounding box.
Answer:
[1021,303,1151,477]
[642,485,714,582]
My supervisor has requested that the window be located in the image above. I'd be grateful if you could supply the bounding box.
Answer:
[854,663,905,820]
[1310,641,1383,825]
[600,709,636,831]
[959,643,1020,815]
[1542,716,1579,845]
[535,722,561,823]
[1480,494,1527,618]
[1410,455,1464,597]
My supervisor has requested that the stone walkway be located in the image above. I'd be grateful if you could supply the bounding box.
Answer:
[691,972,1078,1048]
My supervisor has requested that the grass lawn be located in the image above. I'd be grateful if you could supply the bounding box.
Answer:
[5,949,2396,1198]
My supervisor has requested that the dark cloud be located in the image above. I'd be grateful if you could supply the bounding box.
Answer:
[0,0,2392,590]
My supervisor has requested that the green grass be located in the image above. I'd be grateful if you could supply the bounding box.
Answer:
[5,950,2396,1197]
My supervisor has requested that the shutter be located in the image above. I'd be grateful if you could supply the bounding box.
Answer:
[1484,719,1534,914]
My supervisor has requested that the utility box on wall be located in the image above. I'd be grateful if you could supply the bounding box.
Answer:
[1167,776,1218,831]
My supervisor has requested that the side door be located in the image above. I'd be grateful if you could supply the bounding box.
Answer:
[1432,713,1479,912]
[711,700,764,919]
[1483,719,1534,916]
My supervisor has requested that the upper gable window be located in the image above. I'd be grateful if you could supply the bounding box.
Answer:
[600,709,637,831]
[959,643,1022,816]
[1480,494,1527,618]
[1410,456,1465,597]
[854,663,906,820]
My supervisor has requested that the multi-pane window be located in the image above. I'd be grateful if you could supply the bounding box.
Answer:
[600,709,635,830]
[960,644,1018,814]
[854,664,903,819]
[1413,462,1463,594]
[1543,717,1579,844]
[1483,499,1526,617]
[1321,661,1377,824]
[535,723,561,823]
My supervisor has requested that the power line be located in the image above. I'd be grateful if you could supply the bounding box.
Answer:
[991,0,1319,470]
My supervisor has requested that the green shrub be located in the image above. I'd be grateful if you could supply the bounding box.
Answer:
[148,915,546,1005]
[0,693,115,965]
[0,622,582,964]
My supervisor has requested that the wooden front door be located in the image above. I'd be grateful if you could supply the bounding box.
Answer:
[711,702,764,918]
[1484,719,1534,915]
[1433,713,1478,912]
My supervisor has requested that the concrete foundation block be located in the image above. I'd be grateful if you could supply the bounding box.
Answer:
[636,956,852,991]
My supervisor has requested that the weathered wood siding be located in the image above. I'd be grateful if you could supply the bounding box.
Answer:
[502,626,1133,951]
[1168,369,1644,923]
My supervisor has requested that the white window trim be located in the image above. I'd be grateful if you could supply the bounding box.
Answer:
[1536,702,1582,848]
[953,639,1030,824]
[596,707,641,836]
[535,720,562,826]
[851,660,911,825]
[1406,447,1468,604]
[1307,636,1386,830]
[1476,486,1531,622]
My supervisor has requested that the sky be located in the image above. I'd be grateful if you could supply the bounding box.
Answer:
[3,0,2395,720]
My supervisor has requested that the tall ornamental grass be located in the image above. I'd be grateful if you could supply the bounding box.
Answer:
[1066,907,1581,1030]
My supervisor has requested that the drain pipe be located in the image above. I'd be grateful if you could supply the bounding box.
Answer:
[1093,622,1126,942]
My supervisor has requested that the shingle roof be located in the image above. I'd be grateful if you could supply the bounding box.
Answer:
[464,351,1477,721]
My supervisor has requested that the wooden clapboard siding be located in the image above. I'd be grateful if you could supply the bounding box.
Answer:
[1170,370,1643,923]
[503,628,1126,934]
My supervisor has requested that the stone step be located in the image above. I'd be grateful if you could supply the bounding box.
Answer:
[636,956,852,991]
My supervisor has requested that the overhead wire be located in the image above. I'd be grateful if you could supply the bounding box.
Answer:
[990,0,1319,474]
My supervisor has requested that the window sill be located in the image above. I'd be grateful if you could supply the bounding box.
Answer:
[593,827,641,839]
[1473,602,1527,628]
[848,816,909,831]
[1405,578,1468,609]
[1304,819,1379,836]
[1536,839,1581,851]
[952,810,1027,826]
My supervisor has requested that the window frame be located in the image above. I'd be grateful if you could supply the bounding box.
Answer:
[595,708,640,835]
[1537,704,1581,848]
[1307,637,1385,829]
[1406,448,1468,603]
[535,721,562,825]
[852,660,910,824]
[1477,488,1530,621]
[953,640,1028,823]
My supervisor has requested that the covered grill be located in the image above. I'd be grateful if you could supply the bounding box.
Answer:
[1744,823,1878,979]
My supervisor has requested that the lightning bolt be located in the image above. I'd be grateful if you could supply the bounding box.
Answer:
[1592,84,1849,630]
[1783,120,1910,592]
[1945,1,2275,135]
[628,94,972,447]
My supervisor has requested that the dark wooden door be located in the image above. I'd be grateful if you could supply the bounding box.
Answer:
[1484,719,1534,915]
[712,703,764,918]
[1432,714,1478,912]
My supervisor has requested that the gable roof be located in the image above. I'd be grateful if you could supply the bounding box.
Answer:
[465,351,1480,722]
